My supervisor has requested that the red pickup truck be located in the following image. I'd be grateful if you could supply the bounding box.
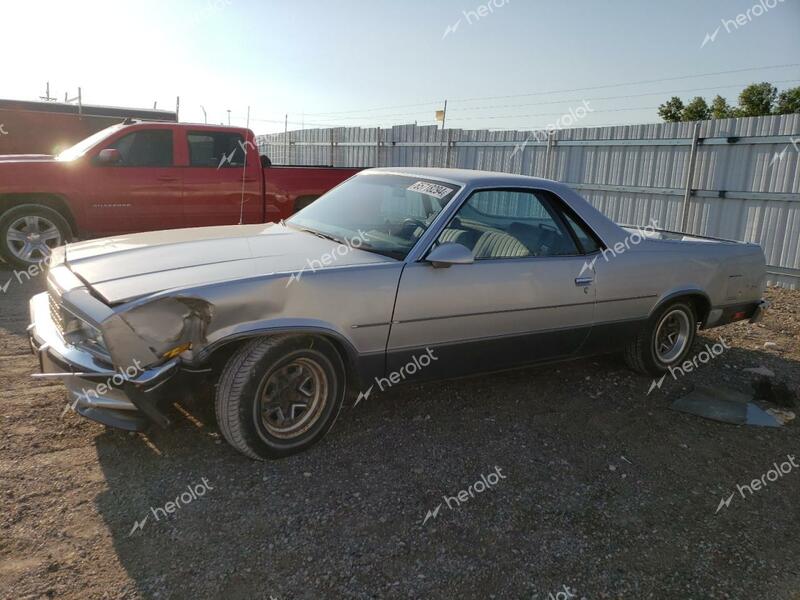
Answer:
[0,121,361,267]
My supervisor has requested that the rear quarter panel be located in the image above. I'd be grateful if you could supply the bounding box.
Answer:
[592,238,766,325]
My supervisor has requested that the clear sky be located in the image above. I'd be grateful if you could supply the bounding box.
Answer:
[3,0,799,134]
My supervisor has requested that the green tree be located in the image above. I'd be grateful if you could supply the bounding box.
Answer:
[737,82,777,117]
[658,96,685,122]
[775,86,800,114]
[710,95,736,119]
[683,96,711,121]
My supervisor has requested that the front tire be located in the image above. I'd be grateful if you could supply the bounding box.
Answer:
[0,204,71,268]
[215,335,346,460]
[624,301,697,376]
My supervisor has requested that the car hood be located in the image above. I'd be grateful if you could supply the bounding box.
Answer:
[65,223,394,305]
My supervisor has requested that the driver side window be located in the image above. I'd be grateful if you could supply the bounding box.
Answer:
[107,130,173,167]
[439,189,578,259]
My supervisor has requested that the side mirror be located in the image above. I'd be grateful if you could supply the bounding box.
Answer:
[426,242,474,268]
[96,148,122,165]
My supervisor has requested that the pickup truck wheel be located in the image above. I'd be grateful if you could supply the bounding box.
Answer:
[0,205,71,268]
[215,335,345,460]
[624,301,697,376]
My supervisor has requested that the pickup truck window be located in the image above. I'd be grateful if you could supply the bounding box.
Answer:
[188,131,245,167]
[108,130,173,167]
[449,189,579,259]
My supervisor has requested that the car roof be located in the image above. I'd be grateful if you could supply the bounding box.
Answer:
[365,166,556,188]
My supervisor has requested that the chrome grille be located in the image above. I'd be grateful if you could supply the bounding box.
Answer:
[48,292,66,334]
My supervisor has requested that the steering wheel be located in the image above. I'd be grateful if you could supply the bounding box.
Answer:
[401,218,428,238]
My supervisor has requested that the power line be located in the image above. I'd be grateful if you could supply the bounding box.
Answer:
[280,78,800,125]
[301,63,800,117]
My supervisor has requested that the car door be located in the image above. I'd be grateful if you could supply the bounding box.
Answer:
[386,188,596,381]
[84,128,184,234]
[181,130,262,227]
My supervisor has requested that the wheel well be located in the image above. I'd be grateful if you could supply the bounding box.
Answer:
[0,194,78,238]
[201,331,360,391]
[660,293,711,327]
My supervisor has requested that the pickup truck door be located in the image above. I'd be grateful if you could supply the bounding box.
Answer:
[84,128,184,234]
[180,130,262,227]
[386,188,596,381]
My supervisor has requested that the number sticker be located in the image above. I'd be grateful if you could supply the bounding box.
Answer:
[407,181,453,199]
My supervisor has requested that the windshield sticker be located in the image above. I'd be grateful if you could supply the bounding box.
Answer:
[407,181,453,199]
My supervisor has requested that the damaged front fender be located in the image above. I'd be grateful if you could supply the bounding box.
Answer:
[101,297,214,369]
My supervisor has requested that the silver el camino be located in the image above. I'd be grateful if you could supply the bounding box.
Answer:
[29,168,768,459]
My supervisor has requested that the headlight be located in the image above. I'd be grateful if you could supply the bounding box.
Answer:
[62,312,107,355]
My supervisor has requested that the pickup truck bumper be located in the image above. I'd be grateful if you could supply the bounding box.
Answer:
[28,291,180,431]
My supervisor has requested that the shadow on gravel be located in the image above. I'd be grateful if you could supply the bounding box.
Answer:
[0,266,46,336]
[85,337,799,599]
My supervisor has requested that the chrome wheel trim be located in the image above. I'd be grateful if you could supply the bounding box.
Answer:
[6,215,62,264]
[257,357,329,439]
[654,308,691,364]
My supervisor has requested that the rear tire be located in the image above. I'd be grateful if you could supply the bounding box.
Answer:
[0,204,71,268]
[215,335,345,460]
[624,301,697,376]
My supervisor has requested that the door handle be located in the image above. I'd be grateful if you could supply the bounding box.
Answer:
[574,276,594,286]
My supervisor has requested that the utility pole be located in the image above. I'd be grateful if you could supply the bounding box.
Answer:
[176,96,180,122]
[201,105,207,124]
[227,109,231,126]
[441,99,447,130]
[284,114,289,163]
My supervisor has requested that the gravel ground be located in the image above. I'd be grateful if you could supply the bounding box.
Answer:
[1,269,799,600]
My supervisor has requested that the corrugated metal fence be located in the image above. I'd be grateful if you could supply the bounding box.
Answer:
[257,114,800,288]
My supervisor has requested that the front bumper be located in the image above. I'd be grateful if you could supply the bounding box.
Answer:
[28,292,180,431]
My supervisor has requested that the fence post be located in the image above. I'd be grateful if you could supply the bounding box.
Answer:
[444,129,452,168]
[544,132,554,179]
[680,121,702,232]
[376,127,381,167]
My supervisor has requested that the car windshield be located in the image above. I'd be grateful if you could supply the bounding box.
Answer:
[286,173,460,260]
[55,124,126,161]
